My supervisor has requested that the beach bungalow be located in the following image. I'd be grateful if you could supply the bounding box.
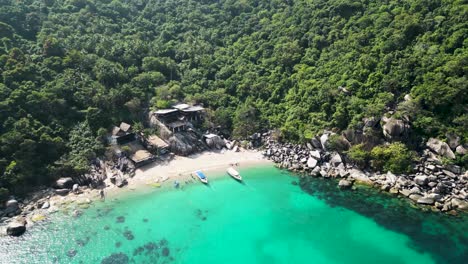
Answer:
[147,135,170,155]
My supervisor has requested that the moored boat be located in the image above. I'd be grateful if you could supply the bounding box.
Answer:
[194,170,208,184]
[227,167,242,181]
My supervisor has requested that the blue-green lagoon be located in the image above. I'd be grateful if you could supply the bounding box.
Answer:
[0,166,467,263]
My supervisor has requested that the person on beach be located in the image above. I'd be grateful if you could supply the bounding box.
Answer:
[99,189,105,200]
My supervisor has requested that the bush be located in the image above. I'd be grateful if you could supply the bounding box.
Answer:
[0,187,9,203]
[370,142,416,174]
[327,134,350,152]
[346,144,370,168]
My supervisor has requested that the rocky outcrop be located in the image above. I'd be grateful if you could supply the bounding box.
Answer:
[261,130,467,214]
[381,117,409,141]
[168,131,207,156]
[426,138,455,159]
[205,134,225,149]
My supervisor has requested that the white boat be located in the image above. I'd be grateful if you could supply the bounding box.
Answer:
[194,170,208,184]
[227,167,242,181]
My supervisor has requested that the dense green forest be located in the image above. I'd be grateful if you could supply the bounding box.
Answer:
[0,0,466,197]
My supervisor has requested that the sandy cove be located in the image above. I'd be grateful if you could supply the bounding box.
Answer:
[0,149,271,235]
[103,149,272,197]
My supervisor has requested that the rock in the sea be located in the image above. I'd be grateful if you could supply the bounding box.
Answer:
[55,177,74,189]
[417,197,435,205]
[399,189,411,197]
[55,189,69,196]
[426,138,455,159]
[307,157,318,169]
[414,175,428,186]
[338,179,353,189]
[6,221,26,236]
[451,198,468,211]
[409,194,423,202]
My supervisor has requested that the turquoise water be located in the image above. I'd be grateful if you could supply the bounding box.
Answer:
[0,166,467,263]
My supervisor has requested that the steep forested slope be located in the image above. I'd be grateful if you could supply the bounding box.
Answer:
[0,0,466,196]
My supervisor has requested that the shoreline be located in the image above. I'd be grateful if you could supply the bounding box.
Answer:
[1,149,272,236]
[103,149,272,199]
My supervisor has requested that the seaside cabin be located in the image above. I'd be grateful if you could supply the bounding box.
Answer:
[154,109,179,124]
[180,105,205,122]
[121,141,155,168]
[111,122,135,145]
[167,120,188,133]
[147,135,170,155]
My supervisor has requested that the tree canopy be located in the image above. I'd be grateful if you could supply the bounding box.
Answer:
[0,0,466,195]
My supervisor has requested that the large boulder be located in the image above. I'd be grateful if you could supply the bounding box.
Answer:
[385,172,397,186]
[426,138,455,159]
[55,177,74,189]
[307,157,318,169]
[311,138,322,149]
[4,199,19,215]
[204,134,225,150]
[6,220,26,236]
[455,146,467,155]
[55,189,69,196]
[309,150,321,160]
[382,116,409,141]
[417,197,435,205]
[414,175,428,186]
[446,133,460,150]
[320,134,330,151]
[330,153,343,167]
[451,198,468,211]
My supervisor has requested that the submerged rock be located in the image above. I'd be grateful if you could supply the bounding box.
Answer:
[67,249,77,258]
[101,253,129,264]
[123,230,134,240]
[116,216,125,223]
[162,247,170,257]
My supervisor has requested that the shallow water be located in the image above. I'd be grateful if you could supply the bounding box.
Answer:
[0,166,466,263]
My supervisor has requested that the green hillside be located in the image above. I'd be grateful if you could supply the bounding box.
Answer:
[0,0,466,196]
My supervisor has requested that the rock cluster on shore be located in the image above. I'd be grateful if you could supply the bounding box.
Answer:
[260,131,468,214]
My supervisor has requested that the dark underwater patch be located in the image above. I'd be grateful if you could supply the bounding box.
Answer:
[101,252,129,264]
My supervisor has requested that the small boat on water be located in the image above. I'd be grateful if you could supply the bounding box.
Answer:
[227,167,242,181]
[194,170,208,184]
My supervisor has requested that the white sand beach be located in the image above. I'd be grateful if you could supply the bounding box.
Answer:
[132,149,270,185]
